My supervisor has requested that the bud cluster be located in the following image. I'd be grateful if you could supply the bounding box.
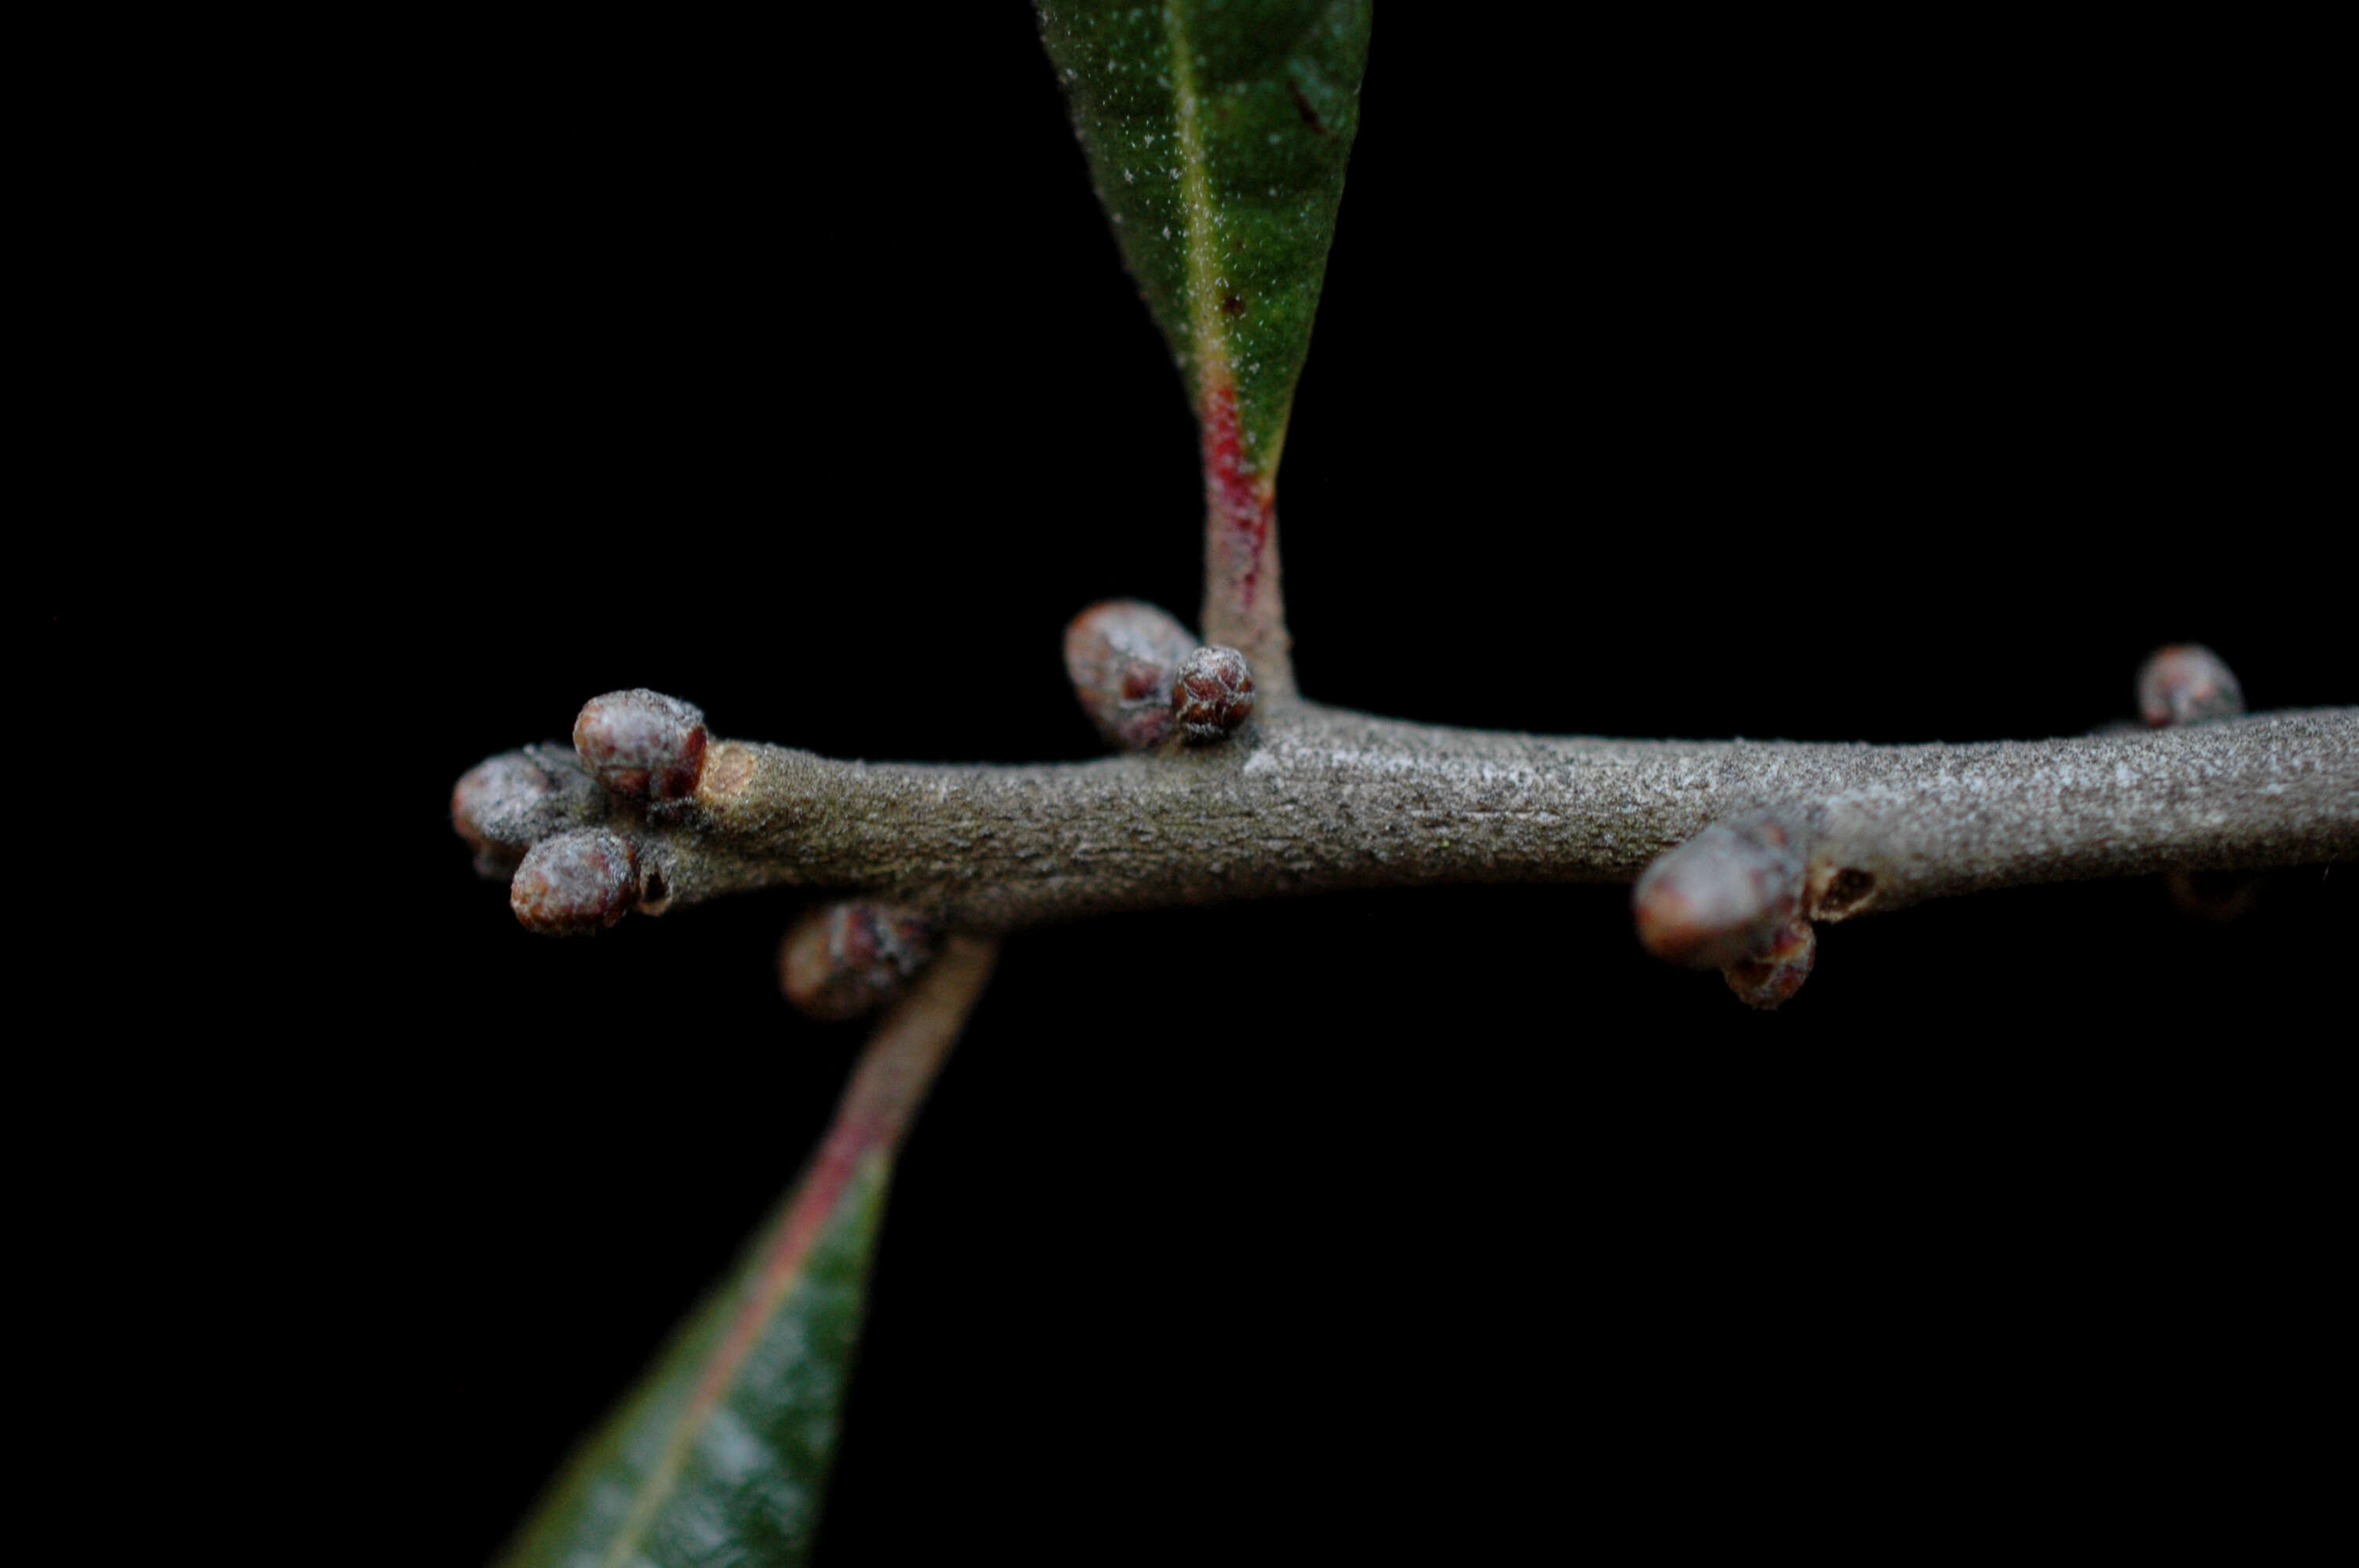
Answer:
[1064,600,1256,750]
[1063,600,1201,751]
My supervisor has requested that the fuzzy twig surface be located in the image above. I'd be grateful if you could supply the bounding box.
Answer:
[583,697,2354,934]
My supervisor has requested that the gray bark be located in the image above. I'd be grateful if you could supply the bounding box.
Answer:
[652,698,2357,932]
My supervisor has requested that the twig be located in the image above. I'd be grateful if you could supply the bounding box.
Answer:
[460,695,2357,936]
[1627,642,2335,1005]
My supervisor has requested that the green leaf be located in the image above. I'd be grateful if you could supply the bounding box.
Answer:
[495,938,993,1566]
[496,1154,889,1568]
[1039,1,1372,489]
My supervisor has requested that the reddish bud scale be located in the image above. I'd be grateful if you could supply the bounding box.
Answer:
[1064,600,1201,752]
[511,829,639,936]
[573,689,709,803]
[1172,645,1253,743]
[780,902,942,1021]
[1723,917,1816,1010]
[2137,644,2244,728]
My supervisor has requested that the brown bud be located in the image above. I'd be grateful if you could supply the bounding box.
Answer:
[1064,599,1200,751]
[1172,644,1253,743]
[1632,811,1811,969]
[780,902,942,1021]
[511,829,639,935]
[2137,644,2244,728]
[573,689,709,802]
[452,745,607,877]
[1722,917,1816,1010]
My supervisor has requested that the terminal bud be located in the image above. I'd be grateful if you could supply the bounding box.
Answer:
[452,745,606,877]
[573,689,709,802]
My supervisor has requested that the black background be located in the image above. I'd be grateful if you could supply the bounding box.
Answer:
[42,6,2350,1562]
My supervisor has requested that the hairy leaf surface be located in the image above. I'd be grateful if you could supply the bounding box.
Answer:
[496,1159,887,1568]
[1038,0,1370,485]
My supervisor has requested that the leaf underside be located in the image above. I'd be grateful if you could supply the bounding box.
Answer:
[1039,0,1371,484]
[496,1160,888,1568]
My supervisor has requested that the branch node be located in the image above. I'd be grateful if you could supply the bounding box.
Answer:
[1807,865,1879,922]
[2138,644,2260,920]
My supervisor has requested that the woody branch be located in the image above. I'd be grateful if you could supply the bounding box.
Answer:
[457,679,2357,945]
[453,458,2351,1013]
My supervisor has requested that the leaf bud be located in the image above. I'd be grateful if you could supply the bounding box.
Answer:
[510,829,639,935]
[1721,917,1816,1010]
[2136,644,2244,728]
[1171,644,1253,743]
[1063,599,1200,751]
[2138,647,2257,919]
[780,901,942,1021]
[451,745,606,877]
[573,689,709,802]
[1631,811,1811,969]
